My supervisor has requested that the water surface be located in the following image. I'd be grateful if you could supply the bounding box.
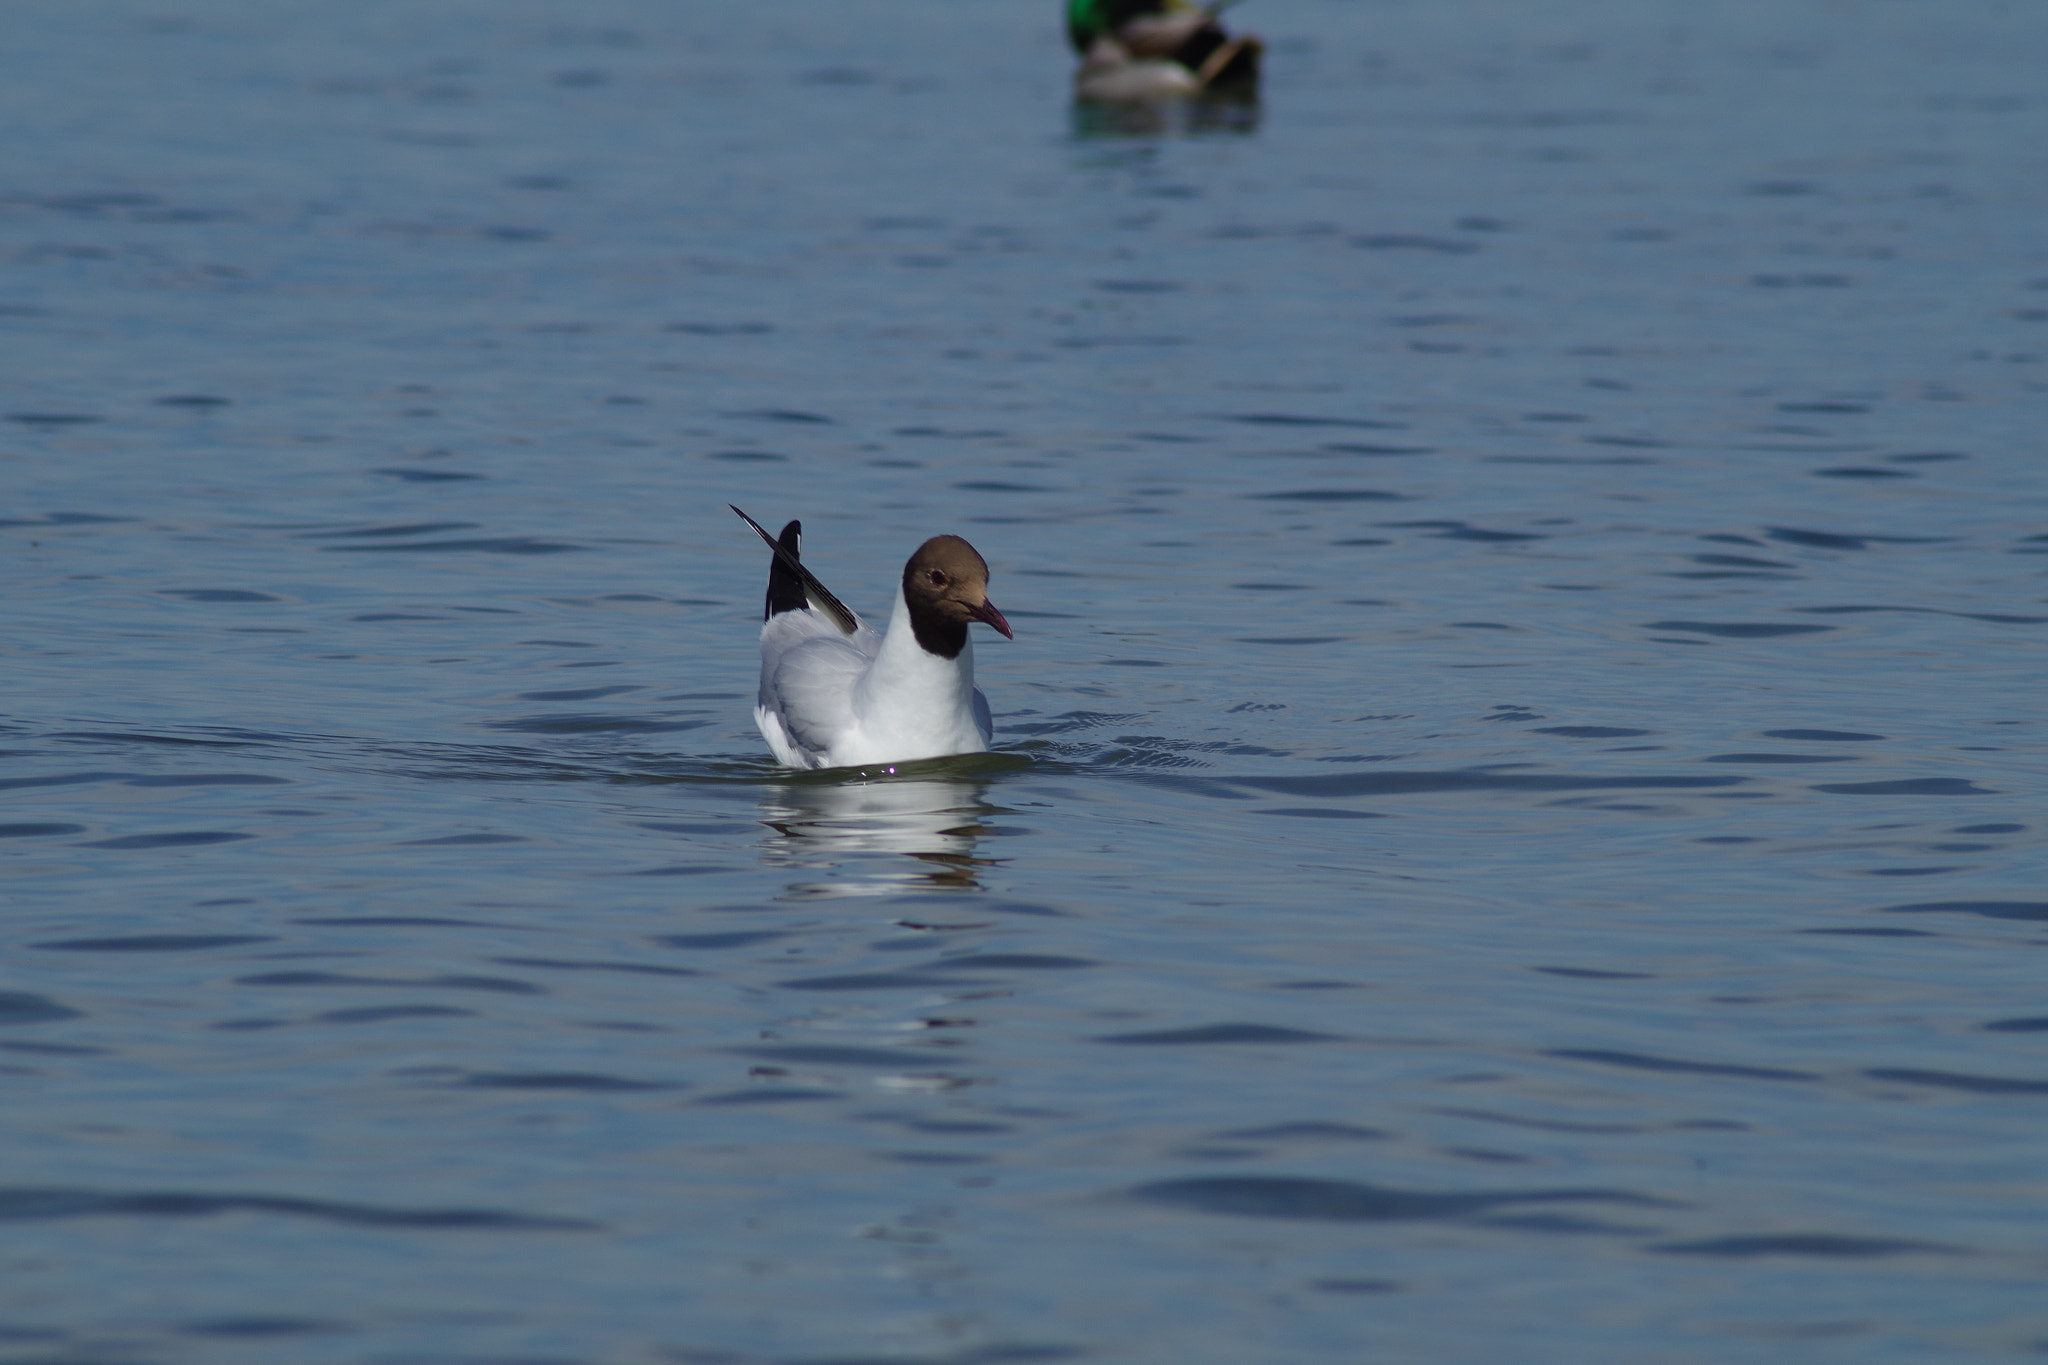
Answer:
[3,1,2046,1361]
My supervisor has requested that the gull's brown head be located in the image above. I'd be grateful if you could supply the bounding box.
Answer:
[902,535,1013,658]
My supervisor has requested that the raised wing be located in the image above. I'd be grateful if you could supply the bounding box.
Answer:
[730,505,860,637]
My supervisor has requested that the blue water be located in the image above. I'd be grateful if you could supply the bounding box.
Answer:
[4,1,2046,1361]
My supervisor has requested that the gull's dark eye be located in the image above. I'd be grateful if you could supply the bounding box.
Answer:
[928,568,948,587]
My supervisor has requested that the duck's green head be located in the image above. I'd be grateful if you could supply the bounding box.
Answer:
[1067,0,1179,52]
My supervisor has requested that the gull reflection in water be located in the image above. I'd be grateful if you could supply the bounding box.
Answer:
[758,758,1018,896]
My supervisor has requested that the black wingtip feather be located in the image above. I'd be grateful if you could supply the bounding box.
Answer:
[764,520,807,620]
[729,505,859,637]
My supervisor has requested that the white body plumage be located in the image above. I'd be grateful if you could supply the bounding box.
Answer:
[732,507,1011,771]
[755,589,994,770]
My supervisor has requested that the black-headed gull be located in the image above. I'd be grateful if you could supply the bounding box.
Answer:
[731,506,1014,770]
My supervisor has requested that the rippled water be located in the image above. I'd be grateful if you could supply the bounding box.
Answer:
[5,1,2047,1361]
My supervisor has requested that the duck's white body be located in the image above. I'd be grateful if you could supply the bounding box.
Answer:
[1068,5,1262,103]
[756,589,994,770]
[1075,39,1202,101]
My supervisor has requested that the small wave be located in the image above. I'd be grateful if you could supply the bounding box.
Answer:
[1256,806,1386,819]
[1813,779,1992,796]
[490,956,700,978]
[1537,726,1654,738]
[482,714,715,735]
[34,934,272,952]
[778,972,979,992]
[0,992,83,1025]
[300,521,477,539]
[1351,234,1480,254]
[654,931,787,950]
[1096,1023,1340,1045]
[1701,752,1855,765]
[1644,621,1833,639]
[374,467,482,483]
[453,1072,682,1092]
[1883,900,2048,922]
[1866,1067,2048,1095]
[322,537,583,555]
[82,831,255,849]
[1219,413,1401,428]
[235,971,544,995]
[1548,1049,1816,1082]
[1249,489,1406,503]
[158,589,280,603]
[1216,1122,1388,1142]
[737,1043,958,1069]
[180,1316,339,1338]
[1130,1175,1673,1223]
[1003,711,1143,737]
[316,1006,471,1025]
[1650,1233,1955,1258]
[1793,605,2048,625]
[0,1186,595,1231]
[1216,772,1747,799]
[721,408,832,424]
[125,774,288,787]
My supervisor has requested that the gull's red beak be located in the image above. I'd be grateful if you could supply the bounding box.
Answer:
[968,599,1014,639]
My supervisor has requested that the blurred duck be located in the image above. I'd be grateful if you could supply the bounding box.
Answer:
[1067,0,1261,101]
